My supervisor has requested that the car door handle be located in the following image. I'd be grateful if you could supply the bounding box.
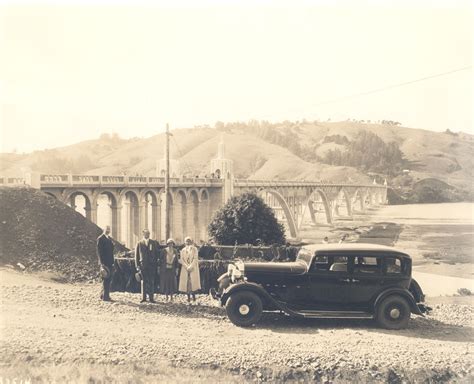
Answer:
[339,278,351,283]
[351,279,360,283]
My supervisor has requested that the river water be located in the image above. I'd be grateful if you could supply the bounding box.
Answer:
[300,202,474,296]
[369,202,474,225]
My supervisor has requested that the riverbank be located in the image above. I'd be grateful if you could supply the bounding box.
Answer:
[299,202,474,281]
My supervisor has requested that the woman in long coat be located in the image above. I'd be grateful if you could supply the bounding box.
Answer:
[179,237,201,303]
[160,238,179,301]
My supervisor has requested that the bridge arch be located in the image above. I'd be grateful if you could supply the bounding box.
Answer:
[333,188,352,218]
[199,189,210,241]
[159,190,174,241]
[43,191,59,200]
[64,190,93,220]
[307,189,333,225]
[188,189,200,241]
[118,190,140,248]
[140,189,161,241]
[173,189,187,243]
[352,189,368,212]
[93,190,120,238]
[257,188,298,239]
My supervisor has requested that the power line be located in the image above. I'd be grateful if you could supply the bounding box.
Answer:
[170,135,195,176]
[308,66,472,108]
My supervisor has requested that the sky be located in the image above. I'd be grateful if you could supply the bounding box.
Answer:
[0,0,472,153]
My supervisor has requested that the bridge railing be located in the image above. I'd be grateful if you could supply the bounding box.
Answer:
[71,175,100,184]
[31,174,225,187]
[0,177,26,185]
[233,179,386,188]
[101,176,126,184]
[40,174,69,183]
[1,173,386,189]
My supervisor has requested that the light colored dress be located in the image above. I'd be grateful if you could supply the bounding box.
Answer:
[178,245,201,293]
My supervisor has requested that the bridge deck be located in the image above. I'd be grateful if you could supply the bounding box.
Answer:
[0,174,386,189]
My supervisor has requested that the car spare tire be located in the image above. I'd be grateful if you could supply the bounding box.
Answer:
[226,291,263,327]
[376,295,411,330]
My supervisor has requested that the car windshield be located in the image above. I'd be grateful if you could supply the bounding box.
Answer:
[296,247,313,267]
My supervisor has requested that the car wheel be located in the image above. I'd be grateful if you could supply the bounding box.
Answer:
[376,295,411,330]
[226,291,263,327]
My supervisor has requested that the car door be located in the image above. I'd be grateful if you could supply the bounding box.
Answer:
[349,254,384,310]
[307,253,355,310]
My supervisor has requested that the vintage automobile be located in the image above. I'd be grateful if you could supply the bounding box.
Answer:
[212,243,430,329]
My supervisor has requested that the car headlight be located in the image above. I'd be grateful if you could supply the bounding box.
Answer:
[227,263,244,282]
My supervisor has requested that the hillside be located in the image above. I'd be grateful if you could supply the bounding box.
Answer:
[1,121,472,194]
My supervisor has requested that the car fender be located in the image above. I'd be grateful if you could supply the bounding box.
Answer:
[374,288,423,316]
[220,281,281,310]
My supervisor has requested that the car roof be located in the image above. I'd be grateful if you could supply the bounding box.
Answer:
[302,243,410,257]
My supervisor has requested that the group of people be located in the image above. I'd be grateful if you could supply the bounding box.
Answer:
[97,226,201,304]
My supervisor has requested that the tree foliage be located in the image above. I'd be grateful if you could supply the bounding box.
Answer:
[208,193,286,245]
[322,131,405,176]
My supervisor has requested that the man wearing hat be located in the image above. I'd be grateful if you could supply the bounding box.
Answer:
[135,229,159,303]
[97,225,114,301]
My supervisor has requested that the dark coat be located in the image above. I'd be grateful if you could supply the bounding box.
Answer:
[135,239,159,270]
[159,247,179,270]
[97,234,114,267]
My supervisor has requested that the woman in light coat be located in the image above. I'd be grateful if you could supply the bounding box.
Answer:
[179,237,201,303]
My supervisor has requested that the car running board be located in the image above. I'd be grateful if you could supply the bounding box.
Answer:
[272,300,374,319]
[295,310,374,319]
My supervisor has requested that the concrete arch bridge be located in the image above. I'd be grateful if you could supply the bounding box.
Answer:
[233,180,387,238]
[1,174,387,247]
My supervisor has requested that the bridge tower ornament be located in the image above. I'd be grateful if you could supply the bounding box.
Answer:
[157,146,181,178]
[210,134,234,202]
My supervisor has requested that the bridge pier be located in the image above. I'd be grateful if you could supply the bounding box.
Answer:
[27,173,387,245]
[308,200,318,225]
[111,206,121,240]
[85,206,98,223]
[139,202,147,237]
[150,202,161,242]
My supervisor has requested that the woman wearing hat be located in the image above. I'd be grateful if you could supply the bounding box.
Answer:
[159,238,179,302]
[179,237,201,303]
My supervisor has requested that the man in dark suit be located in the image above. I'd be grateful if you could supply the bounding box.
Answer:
[97,225,114,301]
[135,229,159,303]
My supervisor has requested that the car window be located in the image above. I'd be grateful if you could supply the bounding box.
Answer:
[328,256,349,272]
[311,254,329,271]
[353,256,381,274]
[385,257,402,274]
[296,248,313,267]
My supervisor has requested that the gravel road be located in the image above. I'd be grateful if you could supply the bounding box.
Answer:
[0,269,472,383]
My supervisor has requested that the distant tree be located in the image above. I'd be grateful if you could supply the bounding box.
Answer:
[445,129,458,136]
[208,193,286,245]
[322,131,405,176]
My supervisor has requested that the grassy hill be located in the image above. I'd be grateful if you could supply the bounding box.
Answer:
[1,121,472,197]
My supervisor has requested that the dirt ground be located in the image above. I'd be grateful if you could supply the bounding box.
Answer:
[0,269,473,384]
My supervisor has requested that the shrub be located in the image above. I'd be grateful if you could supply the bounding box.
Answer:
[208,193,286,245]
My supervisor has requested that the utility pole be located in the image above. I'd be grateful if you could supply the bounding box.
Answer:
[164,123,170,240]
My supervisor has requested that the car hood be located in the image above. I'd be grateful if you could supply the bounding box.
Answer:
[243,260,307,275]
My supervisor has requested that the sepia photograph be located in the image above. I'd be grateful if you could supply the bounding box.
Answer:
[0,0,472,383]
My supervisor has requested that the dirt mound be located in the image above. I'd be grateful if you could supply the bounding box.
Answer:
[0,187,128,281]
